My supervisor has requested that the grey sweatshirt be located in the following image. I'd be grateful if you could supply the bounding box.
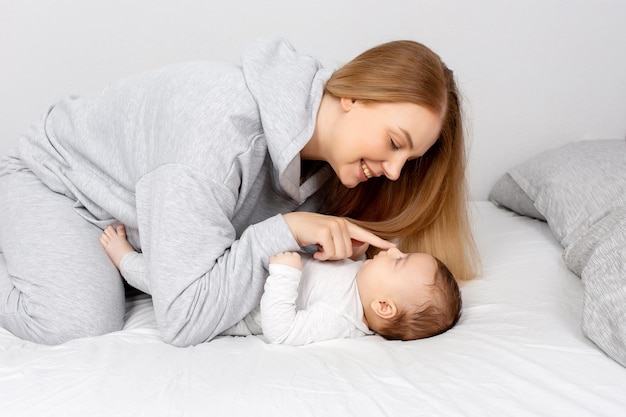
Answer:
[14,37,333,346]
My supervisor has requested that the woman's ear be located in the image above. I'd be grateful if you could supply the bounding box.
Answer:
[370,299,398,319]
[340,97,355,112]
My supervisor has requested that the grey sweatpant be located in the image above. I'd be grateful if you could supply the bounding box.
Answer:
[0,168,125,344]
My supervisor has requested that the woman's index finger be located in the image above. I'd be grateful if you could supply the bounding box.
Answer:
[347,223,396,250]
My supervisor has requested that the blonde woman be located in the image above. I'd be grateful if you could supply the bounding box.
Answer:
[0,37,478,346]
[322,40,478,282]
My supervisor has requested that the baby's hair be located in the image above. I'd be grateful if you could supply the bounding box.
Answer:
[377,257,461,341]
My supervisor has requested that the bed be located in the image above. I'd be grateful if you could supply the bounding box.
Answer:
[2,141,626,416]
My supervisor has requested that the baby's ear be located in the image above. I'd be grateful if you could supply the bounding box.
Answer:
[370,299,398,319]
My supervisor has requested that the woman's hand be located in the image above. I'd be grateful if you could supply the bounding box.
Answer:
[283,212,395,261]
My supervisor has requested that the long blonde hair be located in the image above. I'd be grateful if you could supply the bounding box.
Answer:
[323,40,479,281]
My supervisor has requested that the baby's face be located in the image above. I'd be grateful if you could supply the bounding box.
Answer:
[356,248,437,305]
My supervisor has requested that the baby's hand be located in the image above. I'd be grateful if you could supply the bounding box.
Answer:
[270,252,303,270]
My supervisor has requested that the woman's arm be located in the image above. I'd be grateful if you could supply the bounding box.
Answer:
[135,164,301,347]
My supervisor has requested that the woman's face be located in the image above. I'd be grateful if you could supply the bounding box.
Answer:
[325,99,442,188]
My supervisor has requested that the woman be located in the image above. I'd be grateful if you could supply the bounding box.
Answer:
[0,37,478,346]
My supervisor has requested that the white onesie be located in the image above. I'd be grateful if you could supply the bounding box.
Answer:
[120,253,373,345]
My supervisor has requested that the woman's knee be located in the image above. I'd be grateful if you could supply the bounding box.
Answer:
[13,296,124,345]
[0,267,126,344]
[31,276,126,344]
[0,167,127,344]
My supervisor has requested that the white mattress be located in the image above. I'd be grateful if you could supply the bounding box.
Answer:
[1,201,625,416]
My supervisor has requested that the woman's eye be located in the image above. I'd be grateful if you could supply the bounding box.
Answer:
[390,138,399,151]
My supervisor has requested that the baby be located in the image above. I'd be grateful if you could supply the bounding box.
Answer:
[100,225,461,345]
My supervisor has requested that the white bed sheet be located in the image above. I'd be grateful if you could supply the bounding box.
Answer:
[1,201,625,416]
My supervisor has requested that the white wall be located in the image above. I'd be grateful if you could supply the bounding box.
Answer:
[1,0,625,199]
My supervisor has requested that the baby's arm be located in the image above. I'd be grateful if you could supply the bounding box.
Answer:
[260,253,351,345]
[260,253,303,344]
[269,251,303,270]
[99,225,152,294]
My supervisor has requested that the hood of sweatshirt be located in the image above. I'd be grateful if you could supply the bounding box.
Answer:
[241,37,333,203]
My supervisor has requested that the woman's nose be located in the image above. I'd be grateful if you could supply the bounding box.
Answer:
[382,157,404,181]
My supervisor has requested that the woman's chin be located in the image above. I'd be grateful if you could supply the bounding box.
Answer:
[340,179,359,189]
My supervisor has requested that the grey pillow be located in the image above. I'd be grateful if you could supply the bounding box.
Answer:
[489,173,546,221]
[507,139,626,248]
[490,139,626,367]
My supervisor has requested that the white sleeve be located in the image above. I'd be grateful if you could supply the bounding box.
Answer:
[260,263,353,345]
[119,251,152,295]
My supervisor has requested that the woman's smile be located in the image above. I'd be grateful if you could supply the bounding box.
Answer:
[306,97,442,189]
[361,160,373,180]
